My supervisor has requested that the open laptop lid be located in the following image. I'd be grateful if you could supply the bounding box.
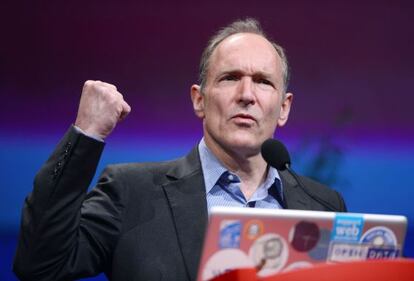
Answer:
[197,207,407,281]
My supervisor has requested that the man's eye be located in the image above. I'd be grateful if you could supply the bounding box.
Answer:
[258,79,272,86]
[221,75,238,81]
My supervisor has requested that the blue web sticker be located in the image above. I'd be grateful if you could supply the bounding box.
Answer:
[219,220,241,248]
[331,214,364,242]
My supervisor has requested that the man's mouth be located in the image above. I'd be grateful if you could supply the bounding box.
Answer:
[232,113,257,123]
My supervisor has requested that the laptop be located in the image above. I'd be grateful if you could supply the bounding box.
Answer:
[197,207,407,281]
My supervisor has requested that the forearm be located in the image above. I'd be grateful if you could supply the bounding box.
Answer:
[14,126,105,280]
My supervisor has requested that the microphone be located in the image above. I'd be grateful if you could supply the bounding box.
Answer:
[261,139,338,211]
[261,139,291,170]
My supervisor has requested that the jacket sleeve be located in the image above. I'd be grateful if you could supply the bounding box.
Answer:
[13,126,123,280]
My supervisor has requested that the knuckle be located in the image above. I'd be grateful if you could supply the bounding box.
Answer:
[105,93,116,104]
[85,80,102,93]
[108,83,117,90]
[83,80,93,88]
[102,87,115,97]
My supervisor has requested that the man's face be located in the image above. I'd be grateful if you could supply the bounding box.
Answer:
[191,33,292,156]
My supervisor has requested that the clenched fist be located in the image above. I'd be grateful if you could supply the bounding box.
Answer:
[74,80,131,140]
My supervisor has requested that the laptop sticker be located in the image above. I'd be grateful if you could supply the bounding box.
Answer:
[361,226,400,259]
[202,249,253,281]
[328,243,369,262]
[219,220,241,249]
[360,226,397,246]
[282,261,313,272]
[308,228,331,260]
[331,214,364,242]
[248,233,289,277]
[243,220,264,240]
[289,221,320,252]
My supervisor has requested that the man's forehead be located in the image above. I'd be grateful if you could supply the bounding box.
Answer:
[209,33,283,77]
[221,32,269,46]
[215,33,278,57]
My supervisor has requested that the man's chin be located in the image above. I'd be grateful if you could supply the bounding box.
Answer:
[224,136,263,155]
[204,128,267,156]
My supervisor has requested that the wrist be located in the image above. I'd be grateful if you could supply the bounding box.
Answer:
[73,125,105,142]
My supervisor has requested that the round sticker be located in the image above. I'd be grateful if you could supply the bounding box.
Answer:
[360,226,397,246]
[289,221,320,252]
[248,233,289,277]
[244,220,264,240]
[202,249,253,281]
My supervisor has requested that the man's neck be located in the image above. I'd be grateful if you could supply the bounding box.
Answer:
[204,136,268,200]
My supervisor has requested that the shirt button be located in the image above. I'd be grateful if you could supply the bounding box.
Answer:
[228,174,234,181]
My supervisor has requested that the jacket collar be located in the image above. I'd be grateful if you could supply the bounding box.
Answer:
[279,169,312,209]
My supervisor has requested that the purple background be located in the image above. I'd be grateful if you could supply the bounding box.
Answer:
[1,1,413,280]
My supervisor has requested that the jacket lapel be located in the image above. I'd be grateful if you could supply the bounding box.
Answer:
[162,147,208,281]
[279,169,312,210]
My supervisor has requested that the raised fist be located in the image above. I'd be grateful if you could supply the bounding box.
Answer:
[74,80,131,140]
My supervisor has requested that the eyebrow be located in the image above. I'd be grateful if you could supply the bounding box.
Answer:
[217,69,279,85]
[217,69,275,79]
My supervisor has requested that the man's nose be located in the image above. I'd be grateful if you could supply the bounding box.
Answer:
[237,77,256,106]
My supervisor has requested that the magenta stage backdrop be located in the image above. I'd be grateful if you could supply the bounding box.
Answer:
[1,1,413,280]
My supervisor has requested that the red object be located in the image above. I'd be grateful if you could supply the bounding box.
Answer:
[210,259,414,281]
[210,268,258,281]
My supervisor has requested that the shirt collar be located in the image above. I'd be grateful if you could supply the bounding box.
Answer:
[198,138,228,194]
[198,138,282,195]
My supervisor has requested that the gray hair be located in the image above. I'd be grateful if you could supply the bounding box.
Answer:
[198,18,290,94]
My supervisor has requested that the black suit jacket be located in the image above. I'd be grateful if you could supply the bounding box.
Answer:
[14,127,346,281]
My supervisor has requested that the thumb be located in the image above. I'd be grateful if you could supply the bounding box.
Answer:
[119,101,131,121]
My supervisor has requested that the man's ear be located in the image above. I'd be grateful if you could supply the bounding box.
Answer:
[191,84,205,119]
[277,92,293,127]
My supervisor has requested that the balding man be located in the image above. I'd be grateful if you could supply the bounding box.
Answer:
[14,18,346,281]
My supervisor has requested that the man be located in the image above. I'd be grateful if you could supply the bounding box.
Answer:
[14,18,346,281]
